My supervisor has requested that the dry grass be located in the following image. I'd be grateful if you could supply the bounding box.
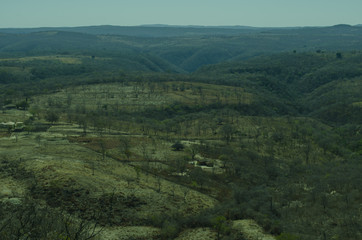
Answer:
[32,81,253,113]
[0,55,82,64]
[0,115,217,238]
[232,220,276,240]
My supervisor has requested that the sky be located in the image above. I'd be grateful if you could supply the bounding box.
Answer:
[1,0,362,28]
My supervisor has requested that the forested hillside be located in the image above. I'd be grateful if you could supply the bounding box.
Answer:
[195,52,362,123]
[1,25,362,71]
[0,26,361,240]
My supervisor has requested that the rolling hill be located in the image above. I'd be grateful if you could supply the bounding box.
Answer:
[1,25,362,71]
[0,25,361,240]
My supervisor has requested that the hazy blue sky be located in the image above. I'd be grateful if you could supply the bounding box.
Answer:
[1,0,362,28]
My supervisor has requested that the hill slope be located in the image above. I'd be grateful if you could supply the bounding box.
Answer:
[1,25,362,71]
[194,52,362,124]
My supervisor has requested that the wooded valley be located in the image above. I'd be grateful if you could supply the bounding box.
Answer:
[0,25,361,240]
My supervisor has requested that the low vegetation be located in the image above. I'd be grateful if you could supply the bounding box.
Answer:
[0,27,361,239]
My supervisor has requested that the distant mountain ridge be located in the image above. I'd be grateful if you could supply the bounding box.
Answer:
[0,25,261,37]
[0,24,361,37]
[1,24,362,72]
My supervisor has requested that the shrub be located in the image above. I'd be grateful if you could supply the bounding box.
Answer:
[45,110,60,123]
[171,141,184,151]
[160,220,180,239]
[276,232,299,240]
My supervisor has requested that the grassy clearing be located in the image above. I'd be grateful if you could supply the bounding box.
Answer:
[0,55,83,64]
[0,55,112,64]
[32,81,253,113]
[0,117,218,238]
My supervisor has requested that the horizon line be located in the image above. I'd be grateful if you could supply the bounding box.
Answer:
[0,23,360,29]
